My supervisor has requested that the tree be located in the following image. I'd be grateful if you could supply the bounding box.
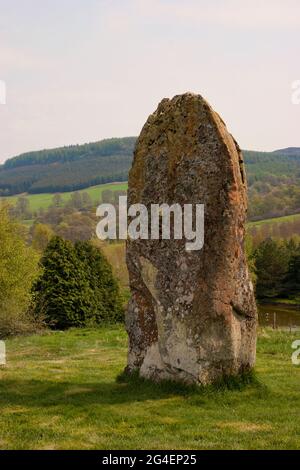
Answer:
[11,196,32,220]
[55,212,96,242]
[52,194,63,208]
[254,238,290,299]
[0,205,40,337]
[101,189,113,204]
[283,251,300,297]
[67,192,83,210]
[245,233,257,286]
[81,192,93,210]
[33,236,123,328]
[33,236,93,328]
[31,223,54,252]
[75,241,123,323]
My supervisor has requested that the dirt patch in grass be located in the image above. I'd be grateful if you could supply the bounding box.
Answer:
[217,422,273,432]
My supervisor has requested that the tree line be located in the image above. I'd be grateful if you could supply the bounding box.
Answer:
[0,137,135,196]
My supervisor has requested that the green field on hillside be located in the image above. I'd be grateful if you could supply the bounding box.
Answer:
[2,183,300,241]
[0,182,128,212]
[248,212,300,240]
[248,213,300,228]
[0,326,300,450]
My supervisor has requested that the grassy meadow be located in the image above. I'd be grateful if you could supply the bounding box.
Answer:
[0,326,300,450]
[1,182,128,212]
[248,213,300,241]
[248,213,300,228]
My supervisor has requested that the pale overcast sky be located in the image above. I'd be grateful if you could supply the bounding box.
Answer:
[0,0,299,163]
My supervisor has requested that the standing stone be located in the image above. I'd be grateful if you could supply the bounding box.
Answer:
[125,93,257,385]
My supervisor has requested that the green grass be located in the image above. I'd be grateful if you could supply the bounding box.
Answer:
[248,212,300,228]
[0,326,300,449]
[1,182,128,212]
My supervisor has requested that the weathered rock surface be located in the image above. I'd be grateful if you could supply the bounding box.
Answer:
[125,93,257,385]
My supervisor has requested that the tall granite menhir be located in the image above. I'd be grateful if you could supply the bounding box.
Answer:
[125,93,257,385]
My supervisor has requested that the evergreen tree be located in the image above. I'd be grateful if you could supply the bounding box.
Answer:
[34,237,123,328]
[254,238,290,299]
[283,251,300,297]
[33,236,93,328]
[75,241,123,323]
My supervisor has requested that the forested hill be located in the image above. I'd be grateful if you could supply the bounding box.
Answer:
[0,138,299,202]
[0,137,136,196]
[272,147,300,158]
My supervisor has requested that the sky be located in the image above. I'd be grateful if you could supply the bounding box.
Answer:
[0,0,300,163]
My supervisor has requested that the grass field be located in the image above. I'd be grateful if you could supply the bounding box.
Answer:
[0,326,300,450]
[248,213,300,228]
[0,182,128,212]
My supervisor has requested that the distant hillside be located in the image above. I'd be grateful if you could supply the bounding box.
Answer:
[273,147,300,158]
[243,149,300,186]
[1,138,300,200]
[0,137,136,196]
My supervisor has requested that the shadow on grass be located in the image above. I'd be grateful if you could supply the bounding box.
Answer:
[117,368,266,394]
[0,369,267,410]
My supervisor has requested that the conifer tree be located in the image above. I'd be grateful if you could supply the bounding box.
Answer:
[283,252,300,297]
[34,236,93,328]
[254,238,289,299]
[34,236,123,328]
[75,241,123,323]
